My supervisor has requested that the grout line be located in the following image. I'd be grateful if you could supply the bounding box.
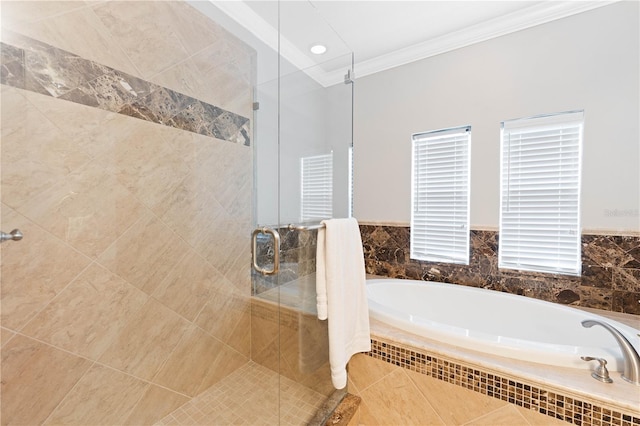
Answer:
[402,368,448,426]
[0,326,17,349]
[156,361,324,426]
[39,359,97,426]
[1,197,96,264]
[3,327,201,424]
[6,329,195,400]
[9,2,92,26]
[147,322,196,390]
[84,4,146,80]
[461,404,531,426]
[351,363,396,394]
[13,259,95,336]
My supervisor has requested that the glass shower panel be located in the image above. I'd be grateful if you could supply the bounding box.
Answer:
[277,1,355,419]
[251,1,354,420]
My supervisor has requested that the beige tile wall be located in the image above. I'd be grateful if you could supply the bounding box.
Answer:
[1,0,253,119]
[1,1,254,424]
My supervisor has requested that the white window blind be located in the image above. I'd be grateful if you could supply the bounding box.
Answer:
[499,110,583,276]
[301,153,333,221]
[411,126,470,264]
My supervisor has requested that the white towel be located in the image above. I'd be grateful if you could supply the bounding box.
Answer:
[316,218,371,389]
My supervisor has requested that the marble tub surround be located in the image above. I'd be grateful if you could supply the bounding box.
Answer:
[360,224,640,314]
[0,34,251,145]
[351,317,640,426]
[1,1,255,424]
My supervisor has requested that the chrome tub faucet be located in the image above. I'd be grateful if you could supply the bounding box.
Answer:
[582,319,640,386]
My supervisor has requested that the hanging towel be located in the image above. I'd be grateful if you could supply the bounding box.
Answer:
[316,217,371,389]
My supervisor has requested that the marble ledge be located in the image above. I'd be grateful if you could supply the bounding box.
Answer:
[358,221,411,228]
[358,222,639,237]
[576,306,640,329]
[368,316,640,415]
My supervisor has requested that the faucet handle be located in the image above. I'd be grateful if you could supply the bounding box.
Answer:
[581,356,613,383]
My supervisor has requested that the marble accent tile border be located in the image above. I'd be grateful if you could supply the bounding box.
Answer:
[0,35,251,145]
[367,338,640,426]
[360,225,640,315]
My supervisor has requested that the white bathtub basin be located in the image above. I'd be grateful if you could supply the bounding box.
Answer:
[367,278,640,371]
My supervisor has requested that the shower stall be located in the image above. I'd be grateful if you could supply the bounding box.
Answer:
[0,1,353,424]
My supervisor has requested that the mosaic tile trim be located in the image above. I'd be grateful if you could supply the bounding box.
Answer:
[367,338,640,426]
[360,225,640,315]
[0,35,250,145]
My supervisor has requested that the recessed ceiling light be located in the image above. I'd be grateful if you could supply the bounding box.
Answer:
[310,44,327,55]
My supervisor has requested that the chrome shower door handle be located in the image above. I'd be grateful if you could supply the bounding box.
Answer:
[0,229,23,243]
[251,227,280,276]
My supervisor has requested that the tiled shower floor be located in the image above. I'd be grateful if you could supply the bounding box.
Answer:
[154,361,326,425]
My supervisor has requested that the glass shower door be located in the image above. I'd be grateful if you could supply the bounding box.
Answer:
[251,1,355,421]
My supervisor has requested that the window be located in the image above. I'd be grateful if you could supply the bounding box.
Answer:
[411,126,470,264]
[499,110,583,276]
[301,152,333,221]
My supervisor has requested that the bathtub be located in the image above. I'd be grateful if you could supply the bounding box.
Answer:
[366,278,640,371]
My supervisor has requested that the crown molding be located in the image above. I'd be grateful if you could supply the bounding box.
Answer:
[212,0,619,87]
[353,1,620,81]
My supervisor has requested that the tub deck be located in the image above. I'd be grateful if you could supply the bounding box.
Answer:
[369,313,640,417]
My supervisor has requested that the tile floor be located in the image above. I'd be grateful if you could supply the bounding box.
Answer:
[349,354,569,426]
[154,361,326,425]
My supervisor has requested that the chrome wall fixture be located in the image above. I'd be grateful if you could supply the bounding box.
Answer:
[0,229,23,243]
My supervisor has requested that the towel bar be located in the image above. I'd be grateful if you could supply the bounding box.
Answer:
[287,223,325,231]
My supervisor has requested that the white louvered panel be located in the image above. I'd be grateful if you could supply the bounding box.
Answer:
[499,111,583,276]
[411,126,470,265]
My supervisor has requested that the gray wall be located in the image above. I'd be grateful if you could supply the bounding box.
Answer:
[353,1,639,234]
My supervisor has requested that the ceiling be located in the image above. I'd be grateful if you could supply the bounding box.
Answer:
[212,0,618,86]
